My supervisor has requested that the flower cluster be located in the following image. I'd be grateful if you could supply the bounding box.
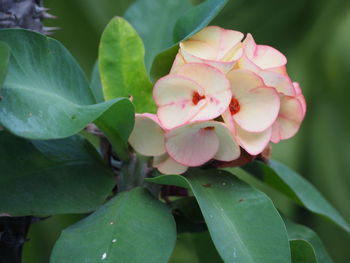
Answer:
[129,26,306,174]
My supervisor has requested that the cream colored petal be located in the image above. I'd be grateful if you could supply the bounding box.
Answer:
[153,153,188,175]
[236,125,272,155]
[213,122,240,162]
[165,121,220,166]
[153,74,205,129]
[129,114,166,156]
[227,69,280,132]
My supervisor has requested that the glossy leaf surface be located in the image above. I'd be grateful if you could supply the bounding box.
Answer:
[50,187,176,263]
[243,160,350,233]
[99,17,154,113]
[0,132,115,216]
[147,169,291,263]
[0,29,134,159]
[285,219,333,263]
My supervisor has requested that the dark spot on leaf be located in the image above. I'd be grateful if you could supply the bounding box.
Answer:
[239,198,244,202]
[0,96,3,101]
[71,115,76,120]
[202,183,212,188]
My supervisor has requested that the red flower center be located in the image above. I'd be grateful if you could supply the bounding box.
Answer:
[229,97,240,115]
[192,91,206,105]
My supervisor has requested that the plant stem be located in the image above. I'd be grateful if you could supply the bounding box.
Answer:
[0,216,32,263]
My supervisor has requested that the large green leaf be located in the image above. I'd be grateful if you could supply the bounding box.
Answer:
[124,0,192,71]
[50,187,176,263]
[170,232,223,263]
[0,42,9,88]
[0,29,134,160]
[0,132,115,216]
[284,219,333,263]
[147,169,291,263]
[242,160,350,233]
[150,0,228,81]
[99,17,154,113]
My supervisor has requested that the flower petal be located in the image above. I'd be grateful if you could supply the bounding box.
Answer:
[176,63,232,122]
[153,74,205,129]
[180,26,244,60]
[240,33,287,71]
[293,82,307,116]
[236,125,272,155]
[165,122,220,166]
[259,70,295,96]
[213,122,241,161]
[227,69,280,132]
[271,95,304,142]
[179,26,244,73]
[129,114,166,156]
[153,153,188,175]
[170,52,186,73]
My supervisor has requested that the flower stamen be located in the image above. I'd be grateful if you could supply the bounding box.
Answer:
[229,97,240,115]
[192,91,206,105]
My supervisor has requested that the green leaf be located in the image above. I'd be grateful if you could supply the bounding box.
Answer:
[174,0,228,42]
[150,0,228,81]
[147,169,291,263]
[169,232,223,263]
[124,0,192,71]
[150,44,179,82]
[90,61,104,103]
[50,187,176,263]
[0,132,115,216]
[242,160,350,233]
[99,17,154,113]
[284,219,333,263]
[0,42,9,88]
[290,240,317,263]
[0,29,134,160]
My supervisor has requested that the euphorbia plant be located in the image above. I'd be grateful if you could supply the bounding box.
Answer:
[0,0,348,262]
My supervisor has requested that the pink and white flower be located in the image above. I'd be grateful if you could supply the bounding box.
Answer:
[172,26,244,73]
[222,69,280,155]
[129,26,306,173]
[129,114,240,174]
[153,63,232,130]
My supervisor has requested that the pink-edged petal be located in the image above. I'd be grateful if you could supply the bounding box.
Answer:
[241,33,287,71]
[236,125,272,155]
[227,69,280,132]
[273,96,304,141]
[293,82,307,116]
[165,122,220,166]
[153,153,188,175]
[170,53,186,73]
[153,74,205,129]
[213,122,240,161]
[181,48,238,73]
[270,122,281,143]
[242,33,256,59]
[252,45,287,70]
[179,26,244,73]
[129,114,166,156]
[180,26,244,60]
[176,63,232,121]
[259,70,295,96]
[221,109,236,133]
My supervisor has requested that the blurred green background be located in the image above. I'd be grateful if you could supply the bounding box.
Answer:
[23,0,350,262]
